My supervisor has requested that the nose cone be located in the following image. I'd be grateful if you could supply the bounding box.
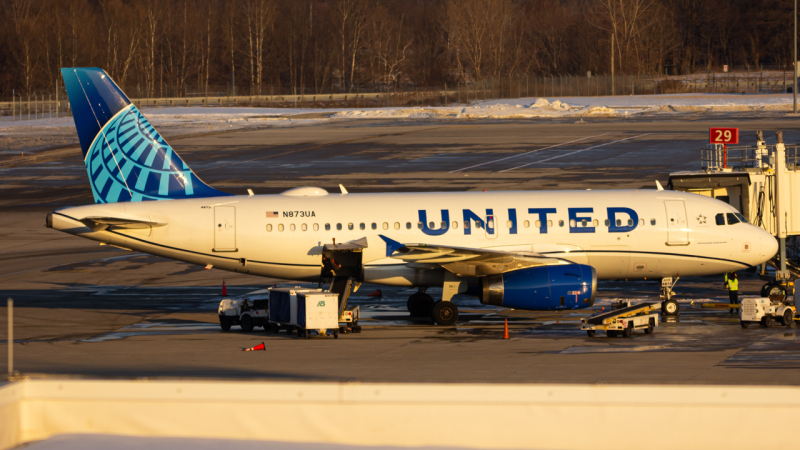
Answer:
[759,229,778,261]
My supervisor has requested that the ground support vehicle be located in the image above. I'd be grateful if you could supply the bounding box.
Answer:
[270,289,340,338]
[267,287,322,335]
[740,296,796,328]
[217,289,272,332]
[339,306,362,334]
[581,301,660,338]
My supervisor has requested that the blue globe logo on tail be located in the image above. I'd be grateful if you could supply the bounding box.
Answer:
[62,68,230,203]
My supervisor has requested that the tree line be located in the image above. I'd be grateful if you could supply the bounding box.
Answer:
[1,0,795,98]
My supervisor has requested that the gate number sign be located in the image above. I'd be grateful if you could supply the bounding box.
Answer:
[709,127,739,144]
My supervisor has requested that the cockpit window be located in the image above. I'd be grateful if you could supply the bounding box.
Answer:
[734,213,748,223]
[726,213,740,225]
[715,214,725,225]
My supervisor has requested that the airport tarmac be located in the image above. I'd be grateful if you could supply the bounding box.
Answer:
[2,116,800,384]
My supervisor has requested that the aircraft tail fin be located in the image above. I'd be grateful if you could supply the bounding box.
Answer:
[61,68,230,203]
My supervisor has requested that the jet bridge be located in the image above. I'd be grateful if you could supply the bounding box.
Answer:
[668,130,800,292]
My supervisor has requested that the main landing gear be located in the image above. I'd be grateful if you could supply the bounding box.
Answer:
[406,289,459,326]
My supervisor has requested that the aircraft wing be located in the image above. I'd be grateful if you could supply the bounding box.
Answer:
[378,235,574,277]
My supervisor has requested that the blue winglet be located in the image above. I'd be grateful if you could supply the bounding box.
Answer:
[378,235,405,257]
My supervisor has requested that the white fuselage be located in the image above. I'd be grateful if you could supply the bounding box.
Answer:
[49,189,777,286]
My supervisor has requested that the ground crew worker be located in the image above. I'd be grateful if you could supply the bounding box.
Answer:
[728,273,739,313]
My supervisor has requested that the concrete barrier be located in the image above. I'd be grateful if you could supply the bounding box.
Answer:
[1,378,799,449]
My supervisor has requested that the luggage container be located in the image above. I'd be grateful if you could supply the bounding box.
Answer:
[267,287,321,335]
[296,292,341,338]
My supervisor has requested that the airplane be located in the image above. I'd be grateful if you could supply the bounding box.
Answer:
[47,68,778,325]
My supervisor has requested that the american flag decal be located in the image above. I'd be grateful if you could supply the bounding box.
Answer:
[266,211,279,218]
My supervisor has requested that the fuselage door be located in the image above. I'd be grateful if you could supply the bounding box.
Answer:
[485,214,498,239]
[664,200,689,245]
[214,206,237,252]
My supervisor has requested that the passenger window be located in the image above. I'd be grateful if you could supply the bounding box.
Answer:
[348,223,354,230]
[359,223,365,230]
[726,213,739,225]
[301,224,307,231]
[604,219,610,226]
[325,223,331,231]
[639,219,644,226]
[429,221,435,228]
[475,221,482,229]
[559,220,564,227]
[507,220,513,228]
[266,224,272,232]
[383,222,389,230]
[406,222,412,229]
[336,223,342,231]
[371,223,377,230]
[715,214,725,225]
[734,213,748,223]
[524,220,530,228]
[278,224,284,232]
[394,222,400,230]
[592,219,599,227]
[441,221,447,229]
[535,220,541,228]
[650,219,656,226]
[547,220,553,227]
[417,222,423,229]
[313,224,319,231]
[616,219,621,227]
[452,221,458,229]
[628,219,633,226]
[569,219,576,228]
[290,224,296,231]
[464,221,470,230]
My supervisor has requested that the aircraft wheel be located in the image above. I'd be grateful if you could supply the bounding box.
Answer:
[430,301,458,326]
[240,315,254,332]
[407,292,435,317]
[760,315,772,328]
[662,300,679,316]
[219,318,232,332]
[782,310,795,327]
[761,283,783,297]
[622,322,633,338]
[644,318,655,334]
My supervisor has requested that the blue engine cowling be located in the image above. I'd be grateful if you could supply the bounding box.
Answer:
[479,264,597,310]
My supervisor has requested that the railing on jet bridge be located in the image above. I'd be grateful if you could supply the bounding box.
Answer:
[700,143,800,171]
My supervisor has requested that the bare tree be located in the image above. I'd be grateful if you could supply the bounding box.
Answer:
[6,0,43,94]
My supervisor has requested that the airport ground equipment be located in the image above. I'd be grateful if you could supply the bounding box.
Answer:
[270,290,340,338]
[739,296,796,328]
[218,289,272,332]
[669,130,800,296]
[581,301,660,337]
[267,287,322,335]
[339,306,362,334]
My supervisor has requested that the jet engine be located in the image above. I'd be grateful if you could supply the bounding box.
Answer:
[479,264,597,310]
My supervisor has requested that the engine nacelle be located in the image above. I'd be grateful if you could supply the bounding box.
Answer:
[479,264,597,310]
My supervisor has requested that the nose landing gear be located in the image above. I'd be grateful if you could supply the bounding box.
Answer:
[660,277,680,316]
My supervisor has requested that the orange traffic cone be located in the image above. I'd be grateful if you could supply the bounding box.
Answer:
[502,319,510,339]
[243,342,265,352]
[221,280,227,296]
[368,289,382,297]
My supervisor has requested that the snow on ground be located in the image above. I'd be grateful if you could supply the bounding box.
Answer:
[1,93,796,156]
